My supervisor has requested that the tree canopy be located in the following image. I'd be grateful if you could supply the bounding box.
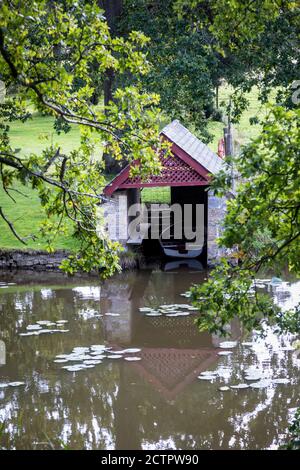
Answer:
[0,0,166,276]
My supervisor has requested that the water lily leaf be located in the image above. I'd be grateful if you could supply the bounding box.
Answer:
[218,351,233,356]
[200,371,218,376]
[124,357,141,361]
[123,348,141,354]
[67,355,87,361]
[53,359,69,363]
[242,342,255,347]
[245,374,263,381]
[63,365,84,372]
[9,382,25,387]
[219,341,238,349]
[219,386,230,391]
[20,332,39,337]
[26,325,42,331]
[139,307,154,312]
[0,383,9,388]
[230,384,249,389]
[83,360,102,365]
[90,354,105,360]
[56,320,68,324]
[107,355,123,359]
[197,375,215,381]
[105,313,120,316]
[273,378,290,384]
[250,380,272,389]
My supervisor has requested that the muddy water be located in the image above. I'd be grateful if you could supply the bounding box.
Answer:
[0,268,299,450]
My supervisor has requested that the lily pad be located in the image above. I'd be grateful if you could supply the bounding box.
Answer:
[219,341,238,349]
[108,350,125,355]
[63,365,84,372]
[26,325,42,331]
[123,348,141,354]
[218,351,233,356]
[200,371,218,376]
[107,355,123,359]
[105,313,120,317]
[273,378,290,384]
[90,353,106,359]
[250,380,272,389]
[197,375,215,381]
[83,360,102,365]
[124,357,141,361]
[242,342,255,347]
[230,384,249,389]
[9,382,25,387]
[20,332,39,337]
[0,383,9,388]
[245,374,263,381]
[219,386,230,392]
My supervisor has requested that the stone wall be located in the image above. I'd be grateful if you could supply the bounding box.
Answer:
[207,190,228,264]
[102,190,129,243]
[0,249,68,270]
[0,249,138,271]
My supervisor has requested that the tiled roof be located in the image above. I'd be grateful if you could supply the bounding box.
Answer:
[162,120,223,175]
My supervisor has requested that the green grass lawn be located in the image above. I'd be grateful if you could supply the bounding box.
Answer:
[0,182,78,250]
[9,111,81,157]
[0,86,270,250]
[207,85,272,152]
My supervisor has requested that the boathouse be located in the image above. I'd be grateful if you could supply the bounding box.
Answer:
[102,120,228,265]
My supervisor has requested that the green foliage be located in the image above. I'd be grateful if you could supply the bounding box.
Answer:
[214,107,300,274]
[190,107,300,336]
[281,409,300,450]
[174,0,300,116]
[119,0,223,142]
[0,0,166,275]
[190,260,282,336]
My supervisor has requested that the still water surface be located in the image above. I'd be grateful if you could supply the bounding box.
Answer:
[0,268,299,450]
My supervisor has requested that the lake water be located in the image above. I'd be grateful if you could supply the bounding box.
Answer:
[0,267,299,450]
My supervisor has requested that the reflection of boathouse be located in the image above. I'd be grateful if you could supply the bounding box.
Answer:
[100,269,240,401]
[103,120,228,265]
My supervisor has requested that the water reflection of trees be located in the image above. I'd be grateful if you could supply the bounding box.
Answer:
[0,275,299,449]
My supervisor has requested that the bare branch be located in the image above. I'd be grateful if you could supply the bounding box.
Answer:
[0,206,27,245]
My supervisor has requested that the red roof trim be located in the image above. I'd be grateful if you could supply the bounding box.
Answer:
[103,134,212,196]
[104,164,131,196]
